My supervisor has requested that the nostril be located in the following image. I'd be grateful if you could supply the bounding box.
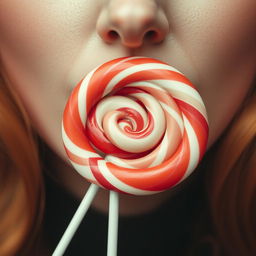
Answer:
[145,29,166,44]
[144,30,157,40]
[108,30,119,40]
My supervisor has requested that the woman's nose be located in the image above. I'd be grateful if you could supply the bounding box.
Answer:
[96,0,170,48]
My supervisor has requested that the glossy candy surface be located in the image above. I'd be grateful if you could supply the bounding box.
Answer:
[62,56,208,195]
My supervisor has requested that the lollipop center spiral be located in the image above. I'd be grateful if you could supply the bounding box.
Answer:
[86,88,167,155]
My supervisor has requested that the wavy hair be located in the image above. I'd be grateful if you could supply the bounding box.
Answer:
[0,72,45,255]
[206,89,256,255]
[188,87,256,255]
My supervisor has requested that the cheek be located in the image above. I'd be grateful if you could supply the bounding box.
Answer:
[0,1,95,87]
[173,1,256,60]
[203,58,255,149]
[172,1,256,148]
[0,1,97,160]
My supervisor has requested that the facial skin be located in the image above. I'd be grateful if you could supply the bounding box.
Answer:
[0,0,255,215]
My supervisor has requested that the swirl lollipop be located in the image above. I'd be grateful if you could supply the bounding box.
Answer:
[62,56,208,195]
[53,56,208,256]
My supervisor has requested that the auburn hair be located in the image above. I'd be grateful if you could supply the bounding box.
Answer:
[0,73,44,256]
[206,89,256,255]
[0,69,255,255]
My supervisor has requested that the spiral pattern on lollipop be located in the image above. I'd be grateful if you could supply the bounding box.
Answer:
[62,56,209,195]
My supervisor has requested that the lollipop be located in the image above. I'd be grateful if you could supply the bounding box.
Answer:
[62,56,208,195]
[54,56,208,256]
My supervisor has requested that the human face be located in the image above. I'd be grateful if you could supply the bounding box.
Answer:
[0,0,255,204]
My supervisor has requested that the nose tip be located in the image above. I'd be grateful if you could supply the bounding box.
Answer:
[96,0,169,48]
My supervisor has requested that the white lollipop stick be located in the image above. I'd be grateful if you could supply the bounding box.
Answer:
[107,191,119,256]
[52,184,99,256]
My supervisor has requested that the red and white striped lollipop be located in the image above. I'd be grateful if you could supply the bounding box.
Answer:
[62,56,208,195]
